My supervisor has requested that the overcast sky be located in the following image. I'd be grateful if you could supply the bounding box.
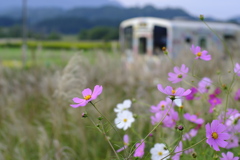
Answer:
[1,0,239,20]
[116,0,240,20]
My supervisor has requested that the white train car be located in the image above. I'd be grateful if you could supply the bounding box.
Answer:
[119,17,240,57]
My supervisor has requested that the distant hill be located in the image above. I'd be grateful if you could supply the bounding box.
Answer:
[228,16,240,24]
[0,16,20,27]
[0,0,122,10]
[0,5,198,34]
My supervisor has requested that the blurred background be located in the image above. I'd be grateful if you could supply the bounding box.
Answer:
[0,0,240,159]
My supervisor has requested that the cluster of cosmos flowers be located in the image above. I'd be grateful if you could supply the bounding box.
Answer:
[70,45,240,159]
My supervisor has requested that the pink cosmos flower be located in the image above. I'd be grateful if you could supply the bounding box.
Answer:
[225,113,240,133]
[218,109,239,124]
[220,152,239,160]
[198,77,212,93]
[150,99,171,113]
[205,120,230,151]
[168,64,189,83]
[185,87,200,100]
[213,87,221,95]
[234,63,240,76]
[190,44,211,61]
[208,96,222,113]
[70,85,103,108]
[172,141,183,160]
[151,108,179,128]
[183,129,198,141]
[133,140,145,158]
[117,134,129,152]
[226,134,239,149]
[234,89,240,101]
[184,113,204,125]
[157,84,191,98]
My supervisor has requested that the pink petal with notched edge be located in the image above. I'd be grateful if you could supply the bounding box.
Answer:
[165,86,173,95]
[194,46,201,54]
[181,64,188,73]
[91,85,103,100]
[215,139,228,148]
[173,66,180,73]
[82,88,92,97]
[207,138,220,151]
[168,72,176,80]
[216,124,226,133]
[210,120,219,132]
[72,97,85,103]
[175,88,184,96]
[116,146,126,153]
[221,153,228,159]
[205,123,212,138]
[70,100,88,108]
[201,55,211,61]
[226,152,234,159]
[201,50,208,55]
[123,134,129,143]
[157,84,165,94]
[182,89,191,96]
[218,133,231,140]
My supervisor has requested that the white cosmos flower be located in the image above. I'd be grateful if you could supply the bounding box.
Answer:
[226,113,240,126]
[150,143,170,160]
[114,99,132,113]
[174,96,183,107]
[114,110,135,130]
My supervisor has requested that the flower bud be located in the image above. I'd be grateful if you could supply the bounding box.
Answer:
[176,125,184,131]
[148,133,153,137]
[222,84,228,90]
[162,47,168,55]
[82,112,88,118]
[98,116,103,121]
[192,152,197,158]
[199,15,204,21]
[133,114,138,119]
[132,98,136,103]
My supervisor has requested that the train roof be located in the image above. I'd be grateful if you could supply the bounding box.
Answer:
[120,17,240,31]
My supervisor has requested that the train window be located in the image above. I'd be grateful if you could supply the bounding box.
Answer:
[185,37,192,44]
[199,37,207,49]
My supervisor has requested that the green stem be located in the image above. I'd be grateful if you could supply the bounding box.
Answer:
[100,121,121,160]
[130,127,142,140]
[202,21,234,68]
[223,74,236,122]
[161,138,207,160]
[89,101,126,158]
[87,116,120,160]
[127,101,174,159]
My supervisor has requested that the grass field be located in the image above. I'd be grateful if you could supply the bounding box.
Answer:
[0,46,239,160]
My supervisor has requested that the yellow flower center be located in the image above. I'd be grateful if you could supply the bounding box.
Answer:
[177,74,183,78]
[161,105,165,108]
[212,132,218,139]
[84,95,91,100]
[158,152,163,155]
[172,90,176,94]
[123,119,128,122]
[197,52,202,57]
